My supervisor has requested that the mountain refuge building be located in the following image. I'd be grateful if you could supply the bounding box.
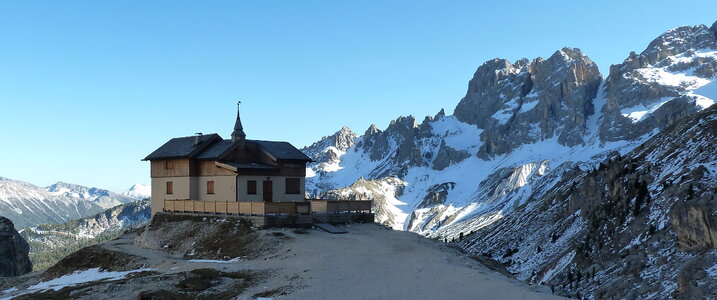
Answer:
[143,103,372,223]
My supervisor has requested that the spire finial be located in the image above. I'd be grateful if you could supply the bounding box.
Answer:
[231,101,246,143]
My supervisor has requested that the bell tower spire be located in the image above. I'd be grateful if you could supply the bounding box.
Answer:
[231,101,246,143]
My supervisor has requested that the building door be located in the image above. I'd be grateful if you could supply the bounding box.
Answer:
[263,180,273,202]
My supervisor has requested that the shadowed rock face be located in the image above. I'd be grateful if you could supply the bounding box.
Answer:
[671,196,717,251]
[454,48,602,158]
[0,217,32,277]
[432,141,470,171]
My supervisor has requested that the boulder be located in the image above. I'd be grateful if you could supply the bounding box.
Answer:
[0,216,32,276]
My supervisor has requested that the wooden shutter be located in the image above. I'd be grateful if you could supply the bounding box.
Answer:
[247,180,257,195]
[285,178,300,194]
[207,181,215,194]
[166,181,173,194]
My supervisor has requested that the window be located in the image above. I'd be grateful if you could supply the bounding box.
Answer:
[165,160,174,169]
[207,181,214,194]
[285,178,300,194]
[166,181,173,194]
[247,180,257,195]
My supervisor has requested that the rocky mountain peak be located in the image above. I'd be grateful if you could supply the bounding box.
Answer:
[301,126,358,165]
[364,124,380,136]
[643,24,716,67]
[455,47,601,158]
[320,126,357,152]
[600,20,717,142]
[434,108,446,120]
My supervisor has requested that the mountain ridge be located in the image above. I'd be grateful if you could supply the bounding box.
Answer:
[303,20,717,233]
[0,177,141,229]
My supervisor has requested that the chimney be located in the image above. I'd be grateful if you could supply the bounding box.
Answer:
[194,133,202,146]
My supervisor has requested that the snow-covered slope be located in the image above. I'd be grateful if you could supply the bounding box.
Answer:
[0,177,139,229]
[460,104,717,299]
[304,21,717,234]
[122,184,151,200]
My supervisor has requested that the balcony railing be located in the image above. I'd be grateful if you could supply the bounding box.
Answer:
[163,199,372,216]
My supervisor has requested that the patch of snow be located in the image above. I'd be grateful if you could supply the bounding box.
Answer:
[635,68,709,90]
[706,263,717,277]
[692,79,717,109]
[18,268,153,294]
[620,98,673,122]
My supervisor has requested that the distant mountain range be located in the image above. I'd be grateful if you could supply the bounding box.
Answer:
[0,177,147,229]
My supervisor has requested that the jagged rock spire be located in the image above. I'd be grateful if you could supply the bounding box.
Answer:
[231,101,246,143]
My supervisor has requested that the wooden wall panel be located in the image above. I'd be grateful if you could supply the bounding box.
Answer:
[151,159,191,177]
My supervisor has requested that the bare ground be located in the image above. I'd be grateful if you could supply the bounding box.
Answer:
[1,219,566,300]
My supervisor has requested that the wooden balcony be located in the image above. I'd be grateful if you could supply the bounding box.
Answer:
[163,199,372,216]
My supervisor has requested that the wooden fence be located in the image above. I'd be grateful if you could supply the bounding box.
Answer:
[164,199,370,215]
[308,200,372,214]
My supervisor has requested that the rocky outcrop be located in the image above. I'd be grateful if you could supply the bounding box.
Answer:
[454,48,601,158]
[600,24,717,141]
[432,141,470,170]
[359,116,422,165]
[417,182,456,208]
[0,216,32,276]
[670,191,717,251]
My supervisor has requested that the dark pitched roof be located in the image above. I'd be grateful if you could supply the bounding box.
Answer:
[250,140,313,161]
[144,135,312,162]
[195,140,235,160]
[143,134,221,160]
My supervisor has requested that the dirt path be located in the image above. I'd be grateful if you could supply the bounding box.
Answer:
[240,224,563,299]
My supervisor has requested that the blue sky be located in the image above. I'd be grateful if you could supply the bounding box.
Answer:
[1,1,715,192]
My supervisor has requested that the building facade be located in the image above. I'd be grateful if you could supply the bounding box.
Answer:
[143,103,313,215]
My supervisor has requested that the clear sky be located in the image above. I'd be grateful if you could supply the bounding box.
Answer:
[1,1,715,192]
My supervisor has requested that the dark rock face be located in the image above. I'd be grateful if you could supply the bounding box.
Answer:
[454,48,601,158]
[600,24,717,141]
[418,182,456,208]
[0,216,32,276]
[670,194,717,251]
[432,141,470,171]
[359,116,421,164]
